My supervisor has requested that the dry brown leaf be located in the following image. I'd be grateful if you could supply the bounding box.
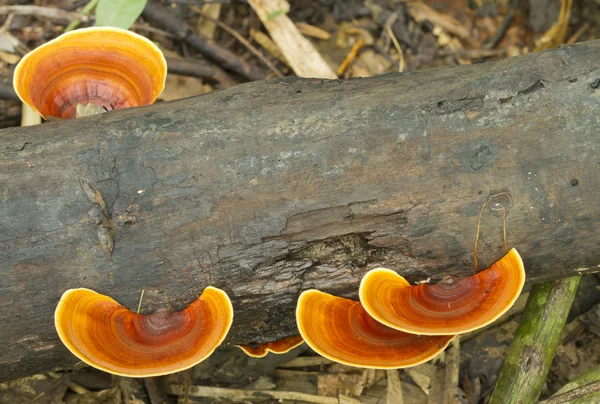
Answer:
[0,50,20,64]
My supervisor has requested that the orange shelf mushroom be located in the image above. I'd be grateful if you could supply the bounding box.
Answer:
[359,248,525,335]
[238,335,304,358]
[296,290,454,369]
[14,27,166,119]
[55,287,233,377]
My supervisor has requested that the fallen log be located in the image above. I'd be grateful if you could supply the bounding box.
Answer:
[1,40,600,381]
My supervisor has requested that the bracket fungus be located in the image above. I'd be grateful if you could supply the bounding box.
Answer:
[238,335,304,358]
[359,248,525,335]
[55,287,233,377]
[296,290,454,369]
[13,27,166,119]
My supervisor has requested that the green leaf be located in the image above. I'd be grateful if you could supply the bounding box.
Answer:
[95,0,147,30]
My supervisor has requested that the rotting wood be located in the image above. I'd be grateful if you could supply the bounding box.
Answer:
[489,276,581,404]
[1,40,600,381]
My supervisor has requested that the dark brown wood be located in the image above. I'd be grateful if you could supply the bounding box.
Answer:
[1,40,600,381]
[166,57,236,87]
[143,1,266,81]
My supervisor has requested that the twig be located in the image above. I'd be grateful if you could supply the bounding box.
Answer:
[386,26,404,73]
[64,0,98,32]
[166,57,236,87]
[484,0,519,50]
[438,49,506,58]
[136,290,145,314]
[0,5,87,25]
[547,363,600,402]
[189,5,283,77]
[540,380,600,404]
[406,2,471,40]
[279,356,333,368]
[249,28,289,66]
[295,22,330,40]
[489,276,582,404]
[142,1,266,81]
[337,38,364,76]
[165,384,361,404]
[566,22,590,45]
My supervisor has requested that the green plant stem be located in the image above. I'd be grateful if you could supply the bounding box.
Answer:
[545,364,600,403]
[64,0,99,32]
[489,276,581,404]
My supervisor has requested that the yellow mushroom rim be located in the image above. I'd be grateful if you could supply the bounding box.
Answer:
[296,290,455,369]
[54,287,233,377]
[238,335,304,358]
[359,248,526,335]
[13,26,167,119]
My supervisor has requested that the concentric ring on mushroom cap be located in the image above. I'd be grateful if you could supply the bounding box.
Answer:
[54,287,233,377]
[359,248,525,336]
[296,290,454,369]
[238,335,304,358]
[13,27,167,119]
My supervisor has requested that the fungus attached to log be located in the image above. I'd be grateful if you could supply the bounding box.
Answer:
[296,290,454,369]
[13,27,166,119]
[359,248,525,335]
[238,335,304,358]
[54,287,233,377]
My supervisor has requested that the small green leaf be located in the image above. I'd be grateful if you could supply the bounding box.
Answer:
[95,0,147,30]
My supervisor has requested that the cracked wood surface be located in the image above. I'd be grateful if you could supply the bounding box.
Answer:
[1,40,600,381]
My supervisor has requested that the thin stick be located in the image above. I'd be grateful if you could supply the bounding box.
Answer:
[137,290,145,314]
[337,38,364,76]
[502,207,507,251]
[566,22,590,45]
[190,6,283,78]
[473,200,489,271]
[0,5,85,24]
[165,384,361,404]
[64,0,99,32]
[387,26,405,73]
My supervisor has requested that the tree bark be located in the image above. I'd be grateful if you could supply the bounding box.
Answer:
[1,40,600,381]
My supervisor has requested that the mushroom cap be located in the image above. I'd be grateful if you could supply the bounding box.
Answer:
[359,248,525,335]
[296,290,454,369]
[55,286,233,377]
[13,27,166,119]
[238,335,304,358]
